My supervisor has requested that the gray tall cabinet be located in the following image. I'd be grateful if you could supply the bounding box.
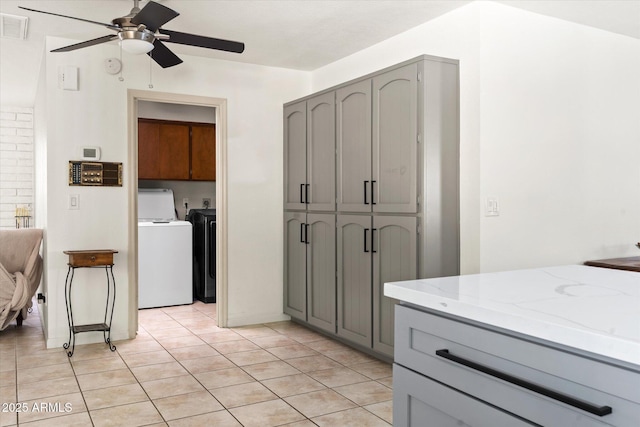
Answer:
[284,55,460,360]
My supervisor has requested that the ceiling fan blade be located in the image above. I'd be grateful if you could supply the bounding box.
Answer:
[160,29,244,54]
[148,40,183,68]
[18,6,119,31]
[51,35,118,53]
[131,1,179,32]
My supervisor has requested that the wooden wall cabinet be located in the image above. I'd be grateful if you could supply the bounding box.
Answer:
[138,118,216,181]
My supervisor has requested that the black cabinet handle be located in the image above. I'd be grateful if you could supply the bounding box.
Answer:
[435,349,613,417]
[305,223,309,244]
[364,228,369,253]
[372,228,377,253]
[300,184,305,204]
[300,223,305,243]
[305,184,310,205]
[364,181,369,205]
[371,180,377,205]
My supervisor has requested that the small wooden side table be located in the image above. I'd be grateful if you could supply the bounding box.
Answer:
[63,249,118,357]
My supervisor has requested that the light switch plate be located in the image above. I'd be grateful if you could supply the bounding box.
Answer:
[485,197,499,216]
[69,194,79,210]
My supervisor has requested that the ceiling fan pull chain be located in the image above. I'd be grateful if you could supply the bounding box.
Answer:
[118,44,124,82]
[148,53,154,88]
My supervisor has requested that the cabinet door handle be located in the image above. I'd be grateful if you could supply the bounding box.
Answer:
[300,223,305,243]
[305,184,310,205]
[371,180,377,205]
[435,349,613,417]
[300,184,305,204]
[364,228,369,253]
[305,223,310,244]
[372,228,377,253]
[364,181,369,205]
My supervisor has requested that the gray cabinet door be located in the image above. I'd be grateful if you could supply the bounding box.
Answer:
[284,212,306,320]
[306,214,336,333]
[372,64,418,213]
[336,80,372,213]
[284,101,307,210]
[336,215,372,347]
[373,216,417,357]
[393,364,535,427]
[307,93,336,211]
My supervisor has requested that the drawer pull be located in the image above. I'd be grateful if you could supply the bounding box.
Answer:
[435,349,613,417]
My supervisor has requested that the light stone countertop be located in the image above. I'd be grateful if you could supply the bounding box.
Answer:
[384,264,640,367]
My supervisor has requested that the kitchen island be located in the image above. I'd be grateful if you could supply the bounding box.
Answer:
[385,265,640,426]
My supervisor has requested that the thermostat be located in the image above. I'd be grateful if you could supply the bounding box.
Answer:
[81,146,101,161]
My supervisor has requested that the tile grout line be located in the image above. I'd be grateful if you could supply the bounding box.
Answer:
[67,350,96,427]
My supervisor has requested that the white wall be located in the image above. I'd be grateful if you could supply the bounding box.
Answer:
[38,38,310,347]
[477,3,640,271]
[312,1,640,273]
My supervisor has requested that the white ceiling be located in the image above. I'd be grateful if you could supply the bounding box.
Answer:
[1,0,639,105]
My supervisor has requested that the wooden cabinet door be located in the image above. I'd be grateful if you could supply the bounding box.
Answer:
[373,215,416,357]
[307,93,335,211]
[158,123,190,180]
[337,80,372,213]
[372,64,418,213]
[306,214,336,333]
[138,120,161,179]
[284,212,307,320]
[337,215,372,347]
[284,101,307,210]
[191,123,216,181]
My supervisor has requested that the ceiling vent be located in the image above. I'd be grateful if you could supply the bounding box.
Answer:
[0,13,28,40]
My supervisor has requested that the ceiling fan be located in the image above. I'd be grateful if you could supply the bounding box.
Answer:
[18,0,245,68]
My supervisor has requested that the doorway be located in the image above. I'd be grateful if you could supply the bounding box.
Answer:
[127,90,229,337]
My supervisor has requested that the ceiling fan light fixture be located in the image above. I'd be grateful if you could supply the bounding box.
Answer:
[118,30,154,54]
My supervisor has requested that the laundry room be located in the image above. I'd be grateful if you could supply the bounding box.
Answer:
[137,100,217,309]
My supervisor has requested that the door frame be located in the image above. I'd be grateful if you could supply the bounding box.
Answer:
[127,90,230,336]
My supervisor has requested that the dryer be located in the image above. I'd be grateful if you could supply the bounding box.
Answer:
[186,209,216,303]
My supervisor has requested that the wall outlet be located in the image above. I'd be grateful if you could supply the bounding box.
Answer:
[202,198,211,208]
[183,198,189,207]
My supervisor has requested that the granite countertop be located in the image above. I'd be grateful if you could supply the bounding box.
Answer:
[384,265,640,367]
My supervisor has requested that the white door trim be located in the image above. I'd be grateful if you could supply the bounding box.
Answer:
[127,90,229,335]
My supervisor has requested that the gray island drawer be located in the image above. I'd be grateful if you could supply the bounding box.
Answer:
[393,304,640,426]
[393,363,537,426]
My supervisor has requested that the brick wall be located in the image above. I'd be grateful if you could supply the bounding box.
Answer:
[0,106,34,229]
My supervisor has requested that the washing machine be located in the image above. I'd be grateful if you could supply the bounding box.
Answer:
[138,188,192,309]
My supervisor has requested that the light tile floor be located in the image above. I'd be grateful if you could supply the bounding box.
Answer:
[0,301,392,426]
